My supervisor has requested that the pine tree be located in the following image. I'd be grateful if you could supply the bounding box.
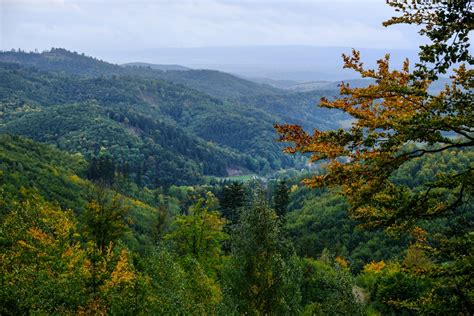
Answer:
[273,180,290,218]
[219,182,246,224]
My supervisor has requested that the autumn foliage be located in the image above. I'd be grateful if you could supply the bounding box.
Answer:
[275,50,473,229]
[276,0,473,312]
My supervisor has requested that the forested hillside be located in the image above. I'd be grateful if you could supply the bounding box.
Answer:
[0,134,364,314]
[0,134,172,249]
[0,60,318,185]
[237,90,347,130]
[2,133,471,314]
[0,48,281,99]
[0,52,348,185]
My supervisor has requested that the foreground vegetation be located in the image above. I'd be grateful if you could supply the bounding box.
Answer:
[1,133,472,314]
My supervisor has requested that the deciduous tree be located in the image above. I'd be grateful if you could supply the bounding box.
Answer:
[275,0,473,312]
[224,197,302,314]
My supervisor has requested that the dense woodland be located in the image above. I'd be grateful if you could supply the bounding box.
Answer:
[0,55,347,186]
[0,1,473,315]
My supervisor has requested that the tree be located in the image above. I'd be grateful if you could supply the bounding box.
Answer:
[83,185,129,253]
[219,181,246,224]
[275,1,472,313]
[142,250,222,315]
[223,197,302,315]
[0,191,140,315]
[0,189,89,314]
[273,180,290,218]
[87,156,116,185]
[384,0,473,80]
[164,192,227,273]
[300,258,362,315]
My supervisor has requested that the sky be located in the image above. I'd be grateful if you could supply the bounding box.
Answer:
[1,0,424,52]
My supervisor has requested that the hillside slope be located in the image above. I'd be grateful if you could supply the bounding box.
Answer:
[0,49,349,187]
[0,133,174,248]
[0,62,296,185]
[0,49,346,129]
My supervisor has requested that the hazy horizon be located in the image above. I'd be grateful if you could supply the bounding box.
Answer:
[1,0,427,81]
[2,44,420,82]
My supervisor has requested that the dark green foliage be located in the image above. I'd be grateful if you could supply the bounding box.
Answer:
[223,198,302,315]
[0,48,281,99]
[0,134,178,253]
[0,60,313,185]
[374,271,429,315]
[87,156,116,184]
[237,90,348,131]
[0,49,347,188]
[0,48,119,77]
[385,0,473,80]
[219,181,246,224]
[286,188,407,272]
[146,68,282,100]
[273,180,290,218]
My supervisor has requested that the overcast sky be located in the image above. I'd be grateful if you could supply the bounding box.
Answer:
[1,0,424,56]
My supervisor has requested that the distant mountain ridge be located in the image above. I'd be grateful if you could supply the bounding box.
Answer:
[102,45,419,81]
[250,76,451,94]
[0,48,281,99]
[122,62,190,71]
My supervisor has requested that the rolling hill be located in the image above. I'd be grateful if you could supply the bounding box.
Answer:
[0,61,295,186]
[0,49,281,99]
[0,49,347,187]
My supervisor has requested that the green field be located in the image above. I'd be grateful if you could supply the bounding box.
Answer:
[206,174,260,182]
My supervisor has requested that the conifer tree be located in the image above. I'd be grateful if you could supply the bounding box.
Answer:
[219,181,246,224]
[273,180,290,218]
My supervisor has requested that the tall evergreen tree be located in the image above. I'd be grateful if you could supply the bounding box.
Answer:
[87,156,115,185]
[273,180,290,219]
[219,182,246,224]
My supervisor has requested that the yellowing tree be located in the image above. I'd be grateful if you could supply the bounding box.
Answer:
[0,190,89,314]
[165,192,227,272]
